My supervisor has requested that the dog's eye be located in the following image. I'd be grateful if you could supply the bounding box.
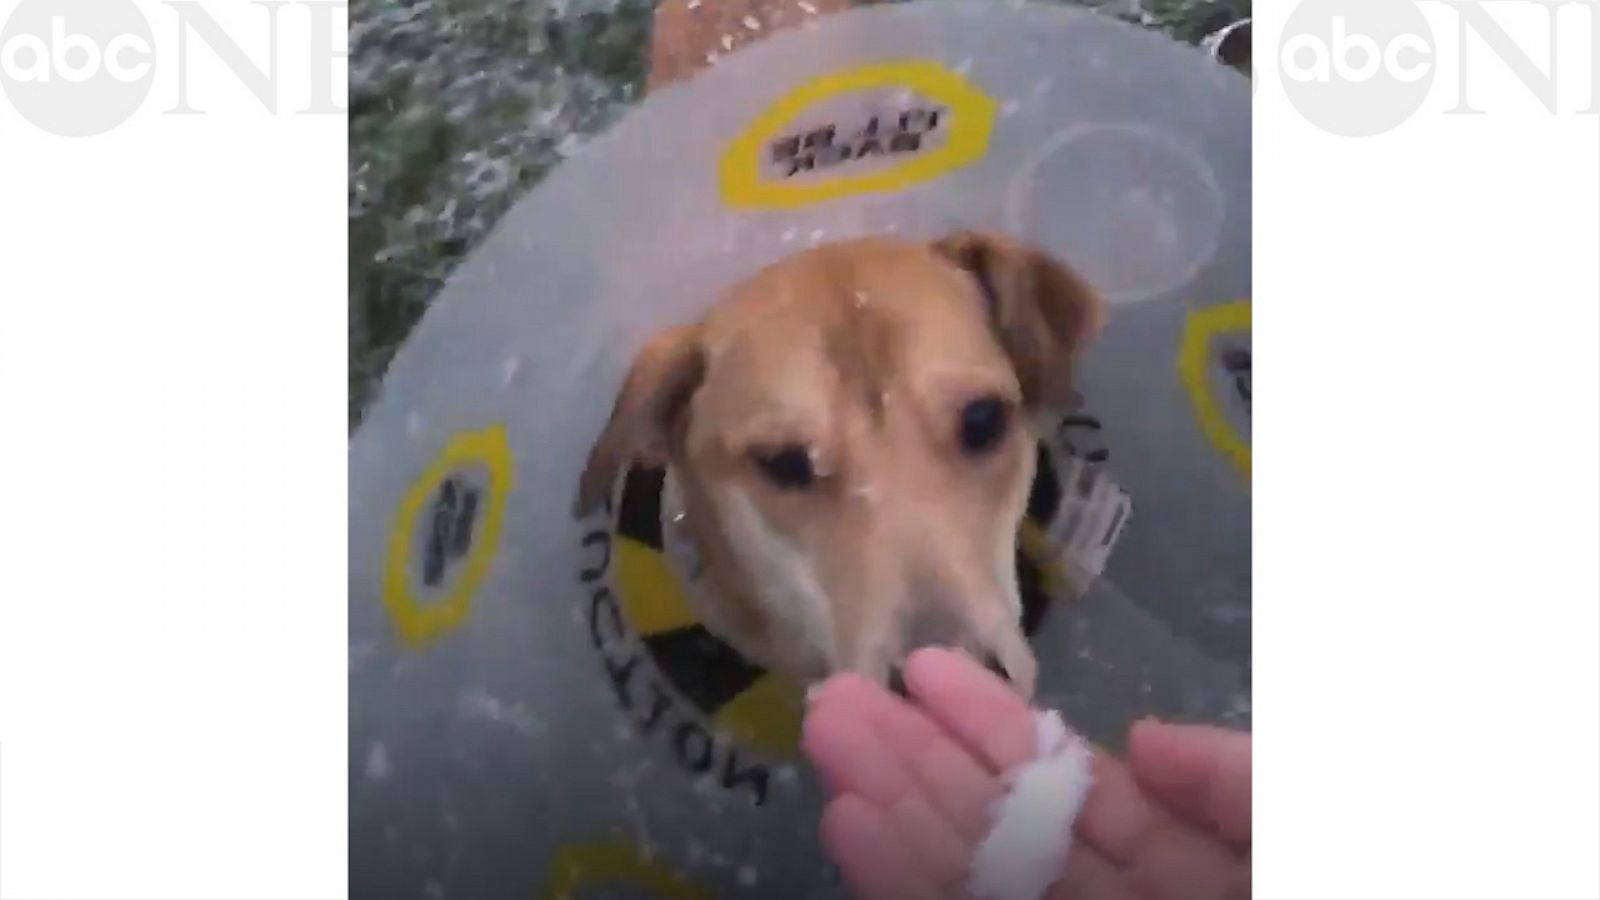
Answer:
[754,445,815,490]
[959,396,1009,455]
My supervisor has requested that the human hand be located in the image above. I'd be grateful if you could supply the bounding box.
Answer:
[801,647,1250,900]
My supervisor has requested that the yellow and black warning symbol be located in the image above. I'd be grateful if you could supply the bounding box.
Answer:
[1178,300,1251,478]
[574,417,1114,806]
[577,466,797,807]
[384,425,513,648]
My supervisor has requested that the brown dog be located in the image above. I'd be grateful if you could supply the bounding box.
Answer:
[576,232,1104,697]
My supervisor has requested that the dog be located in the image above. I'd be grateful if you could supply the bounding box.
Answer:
[575,231,1104,698]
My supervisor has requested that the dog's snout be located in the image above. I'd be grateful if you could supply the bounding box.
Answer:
[886,604,1014,699]
[886,650,1011,699]
[980,650,1010,681]
[902,604,965,654]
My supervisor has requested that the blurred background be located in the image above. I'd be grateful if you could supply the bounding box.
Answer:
[348,0,1250,427]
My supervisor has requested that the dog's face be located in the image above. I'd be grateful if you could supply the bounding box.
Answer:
[577,233,1103,697]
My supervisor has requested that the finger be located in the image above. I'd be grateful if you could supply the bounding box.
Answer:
[886,788,975,891]
[902,647,1036,773]
[912,739,1004,844]
[812,672,943,747]
[821,794,942,900]
[817,672,1004,843]
[1049,828,1245,900]
[805,671,1004,877]
[1047,844,1141,900]
[1127,719,1252,844]
[807,680,975,887]
[1072,751,1245,900]
[1073,751,1169,866]
[802,685,917,803]
[1119,825,1245,900]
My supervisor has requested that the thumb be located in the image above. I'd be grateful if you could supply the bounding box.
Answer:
[1126,719,1251,845]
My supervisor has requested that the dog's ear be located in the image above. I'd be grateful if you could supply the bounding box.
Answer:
[932,231,1106,411]
[575,324,705,517]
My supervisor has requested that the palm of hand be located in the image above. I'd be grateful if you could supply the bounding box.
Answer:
[801,648,1250,900]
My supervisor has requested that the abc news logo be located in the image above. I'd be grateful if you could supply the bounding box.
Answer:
[1281,15,1433,85]
[2,15,153,84]
[0,0,344,137]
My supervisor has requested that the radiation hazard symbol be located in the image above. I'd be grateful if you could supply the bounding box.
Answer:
[609,467,807,760]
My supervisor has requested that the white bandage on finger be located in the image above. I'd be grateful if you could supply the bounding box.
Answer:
[967,710,1095,900]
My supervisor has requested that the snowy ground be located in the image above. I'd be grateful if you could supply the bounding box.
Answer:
[348,0,1249,425]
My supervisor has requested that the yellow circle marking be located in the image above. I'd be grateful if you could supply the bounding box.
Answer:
[719,60,997,209]
[541,843,711,900]
[1178,300,1251,478]
[383,425,513,648]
